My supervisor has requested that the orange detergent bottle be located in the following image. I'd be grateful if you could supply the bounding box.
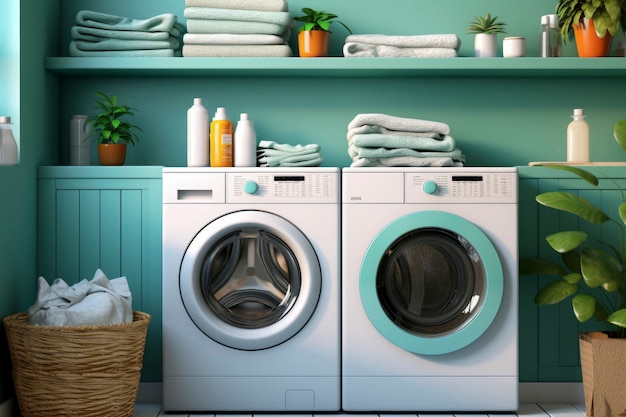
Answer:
[210,107,233,167]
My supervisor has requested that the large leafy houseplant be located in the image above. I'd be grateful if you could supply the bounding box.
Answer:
[556,0,626,41]
[520,118,626,337]
[87,91,142,145]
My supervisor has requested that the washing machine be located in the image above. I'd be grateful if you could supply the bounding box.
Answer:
[162,167,340,412]
[342,167,518,412]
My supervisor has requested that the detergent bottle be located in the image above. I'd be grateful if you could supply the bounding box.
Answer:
[210,107,233,167]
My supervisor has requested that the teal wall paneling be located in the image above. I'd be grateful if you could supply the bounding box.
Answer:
[36,167,163,382]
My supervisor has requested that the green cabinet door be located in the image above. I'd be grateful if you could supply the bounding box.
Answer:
[37,166,163,381]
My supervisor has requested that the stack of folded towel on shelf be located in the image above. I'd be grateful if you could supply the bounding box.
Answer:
[343,34,460,58]
[347,113,465,167]
[257,140,324,167]
[182,0,294,57]
[69,10,184,57]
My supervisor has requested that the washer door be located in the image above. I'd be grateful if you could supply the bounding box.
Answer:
[360,210,503,355]
[180,210,321,350]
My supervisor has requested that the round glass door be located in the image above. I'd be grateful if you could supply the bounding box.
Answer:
[360,211,503,355]
[180,211,321,351]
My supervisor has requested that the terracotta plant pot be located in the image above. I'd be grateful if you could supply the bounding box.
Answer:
[298,30,330,57]
[98,143,127,166]
[573,18,613,57]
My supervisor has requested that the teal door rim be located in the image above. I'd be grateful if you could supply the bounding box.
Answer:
[360,210,504,355]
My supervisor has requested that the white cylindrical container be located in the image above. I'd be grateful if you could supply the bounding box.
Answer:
[503,36,526,58]
[234,113,257,167]
[187,98,210,167]
[567,109,590,163]
[0,116,19,166]
[70,115,90,165]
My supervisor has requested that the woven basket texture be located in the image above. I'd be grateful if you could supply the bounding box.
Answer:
[2,310,150,417]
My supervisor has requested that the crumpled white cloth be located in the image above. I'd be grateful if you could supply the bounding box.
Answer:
[27,269,133,326]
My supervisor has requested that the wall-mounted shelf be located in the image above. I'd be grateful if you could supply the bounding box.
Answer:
[45,56,626,78]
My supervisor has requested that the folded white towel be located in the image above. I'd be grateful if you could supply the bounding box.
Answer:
[185,0,288,12]
[348,113,450,135]
[27,269,133,326]
[258,140,320,153]
[72,37,180,51]
[349,134,456,152]
[345,34,460,49]
[72,24,183,42]
[184,7,293,26]
[183,33,285,45]
[348,144,465,162]
[76,10,178,32]
[351,156,462,168]
[347,124,445,141]
[344,43,458,58]
[182,44,292,57]
[186,19,290,36]
[69,41,178,56]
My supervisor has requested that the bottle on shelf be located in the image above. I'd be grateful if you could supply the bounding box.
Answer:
[69,115,90,165]
[0,116,19,166]
[187,98,210,167]
[566,109,590,163]
[234,113,257,167]
[547,14,562,57]
[539,15,550,57]
[210,107,233,167]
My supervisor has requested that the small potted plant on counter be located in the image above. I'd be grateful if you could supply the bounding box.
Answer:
[87,91,143,166]
[467,13,507,57]
[520,119,626,417]
[294,7,352,57]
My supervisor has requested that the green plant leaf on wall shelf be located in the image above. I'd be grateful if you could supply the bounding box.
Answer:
[607,308,626,328]
[535,279,578,305]
[572,293,596,322]
[519,258,567,276]
[536,192,610,224]
[546,230,587,253]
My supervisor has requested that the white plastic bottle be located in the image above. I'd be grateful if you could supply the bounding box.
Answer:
[187,98,210,167]
[0,116,19,166]
[234,113,257,167]
[567,109,590,163]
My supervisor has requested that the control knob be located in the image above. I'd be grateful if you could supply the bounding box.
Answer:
[243,180,259,195]
[423,180,438,195]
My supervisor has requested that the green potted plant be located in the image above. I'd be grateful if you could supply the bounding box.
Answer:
[294,7,352,58]
[556,0,626,56]
[467,13,507,57]
[86,91,142,166]
[520,118,626,417]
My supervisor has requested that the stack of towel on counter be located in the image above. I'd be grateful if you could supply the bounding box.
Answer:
[343,34,460,58]
[347,113,465,167]
[182,0,294,57]
[257,140,323,167]
[70,10,184,57]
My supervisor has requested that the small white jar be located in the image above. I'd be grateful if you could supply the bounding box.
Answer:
[503,36,526,58]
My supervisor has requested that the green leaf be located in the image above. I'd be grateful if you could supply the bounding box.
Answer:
[546,230,587,253]
[562,249,582,273]
[536,192,610,224]
[519,258,567,276]
[607,308,626,328]
[535,279,577,305]
[580,246,621,288]
[619,202,626,226]
[615,119,626,153]
[544,165,599,186]
[572,293,596,322]
[563,272,583,284]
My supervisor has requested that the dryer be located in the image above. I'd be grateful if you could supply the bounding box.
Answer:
[341,167,518,412]
[162,167,340,412]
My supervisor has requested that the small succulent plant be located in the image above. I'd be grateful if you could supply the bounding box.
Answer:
[467,13,507,34]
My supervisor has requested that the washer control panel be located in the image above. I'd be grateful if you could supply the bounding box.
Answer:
[228,171,338,203]
[406,171,517,203]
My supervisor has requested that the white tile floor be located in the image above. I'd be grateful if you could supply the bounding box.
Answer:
[134,403,587,417]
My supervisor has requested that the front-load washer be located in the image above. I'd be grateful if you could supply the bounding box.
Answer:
[342,167,518,412]
[162,167,340,412]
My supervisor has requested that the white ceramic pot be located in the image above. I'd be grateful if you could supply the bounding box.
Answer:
[503,36,526,58]
[474,33,497,57]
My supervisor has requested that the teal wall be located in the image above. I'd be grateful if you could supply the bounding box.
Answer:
[2,0,626,404]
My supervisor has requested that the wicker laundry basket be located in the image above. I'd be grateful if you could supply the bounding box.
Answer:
[2,310,150,417]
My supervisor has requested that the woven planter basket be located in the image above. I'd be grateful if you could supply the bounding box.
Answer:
[2,310,150,417]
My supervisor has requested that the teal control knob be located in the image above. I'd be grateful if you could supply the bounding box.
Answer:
[243,180,259,195]
[423,180,438,195]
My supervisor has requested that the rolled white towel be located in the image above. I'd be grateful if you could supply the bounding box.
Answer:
[183,33,285,45]
[344,43,457,58]
[185,0,288,12]
[345,34,460,49]
[348,113,450,136]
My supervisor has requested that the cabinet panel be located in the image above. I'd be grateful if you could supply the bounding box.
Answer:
[37,166,162,381]
[518,166,626,382]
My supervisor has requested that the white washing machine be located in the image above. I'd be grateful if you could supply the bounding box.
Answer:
[342,167,518,412]
[162,167,340,413]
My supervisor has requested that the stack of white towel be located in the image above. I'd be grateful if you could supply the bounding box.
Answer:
[69,10,184,57]
[347,113,465,167]
[182,0,294,57]
[257,140,324,167]
[343,34,460,58]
